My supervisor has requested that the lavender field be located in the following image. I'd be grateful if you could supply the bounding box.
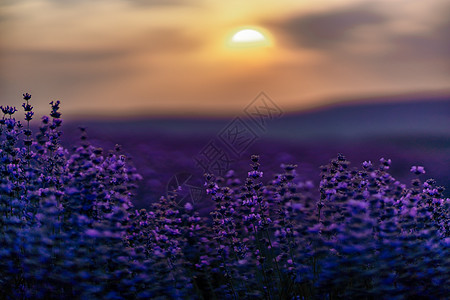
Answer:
[1,94,449,299]
[65,94,450,210]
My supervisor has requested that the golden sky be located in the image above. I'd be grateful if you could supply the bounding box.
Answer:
[1,0,449,118]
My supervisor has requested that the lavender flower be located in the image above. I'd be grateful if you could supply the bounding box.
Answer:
[410,165,426,175]
[0,105,17,115]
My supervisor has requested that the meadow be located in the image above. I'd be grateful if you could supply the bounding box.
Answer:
[0,94,449,299]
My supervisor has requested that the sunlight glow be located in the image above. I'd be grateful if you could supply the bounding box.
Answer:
[227,27,271,48]
[232,29,265,43]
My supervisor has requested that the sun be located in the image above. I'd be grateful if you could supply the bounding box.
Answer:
[227,27,272,48]
[232,29,265,43]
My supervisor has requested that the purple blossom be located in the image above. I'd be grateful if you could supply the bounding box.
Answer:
[1,105,17,115]
[362,160,372,168]
[410,165,426,175]
[248,170,263,178]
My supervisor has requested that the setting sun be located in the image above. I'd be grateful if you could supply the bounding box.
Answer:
[227,27,272,48]
[232,29,265,43]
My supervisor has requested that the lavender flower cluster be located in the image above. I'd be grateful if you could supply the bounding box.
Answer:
[1,94,448,299]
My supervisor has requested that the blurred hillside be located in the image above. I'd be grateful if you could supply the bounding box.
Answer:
[61,95,450,207]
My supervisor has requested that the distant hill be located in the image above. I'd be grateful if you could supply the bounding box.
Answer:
[66,95,450,142]
[269,96,450,141]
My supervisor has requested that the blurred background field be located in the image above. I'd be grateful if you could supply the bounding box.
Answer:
[61,94,450,209]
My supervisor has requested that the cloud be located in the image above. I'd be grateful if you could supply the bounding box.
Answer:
[126,0,197,7]
[0,25,205,113]
[267,2,449,69]
[4,48,129,63]
[42,0,199,8]
[0,13,7,23]
[271,5,387,50]
[373,3,449,64]
[1,25,203,63]
[0,0,23,6]
[138,28,204,53]
[0,48,135,93]
[389,33,450,61]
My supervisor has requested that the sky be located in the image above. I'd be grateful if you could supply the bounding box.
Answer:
[1,0,449,118]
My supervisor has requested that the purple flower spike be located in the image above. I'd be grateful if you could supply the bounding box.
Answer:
[23,93,32,100]
[410,166,426,175]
